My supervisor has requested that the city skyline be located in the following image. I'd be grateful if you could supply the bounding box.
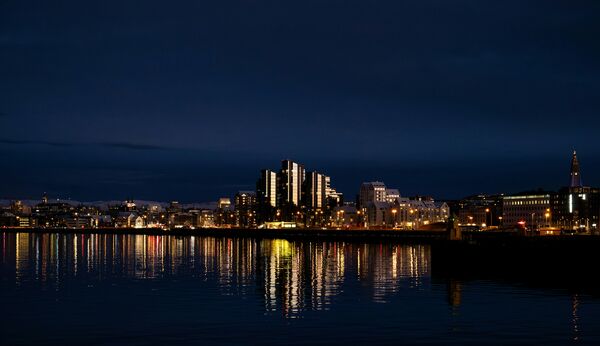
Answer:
[2,151,596,233]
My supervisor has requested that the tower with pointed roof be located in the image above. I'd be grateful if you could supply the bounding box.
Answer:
[570,150,582,187]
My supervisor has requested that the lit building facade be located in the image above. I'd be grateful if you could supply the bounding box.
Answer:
[358,182,448,228]
[389,197,449,229]
[359,182,387,207]
[502,193,553,229]
[304,171,327,210]
[257,169,278,208]
[235,191,257,228]
[452,194,504,227]
[552,152,600,232]
[279,160,305,207]
[385,189,400,203]
[458,205,489,227]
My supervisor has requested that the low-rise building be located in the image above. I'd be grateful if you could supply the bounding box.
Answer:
[502,192,553,229]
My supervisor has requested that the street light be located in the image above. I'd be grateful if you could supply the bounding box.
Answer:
[392,209,397,228]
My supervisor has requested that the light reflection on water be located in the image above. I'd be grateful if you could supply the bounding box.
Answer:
[2,232,600,345]
[2,232,429,317]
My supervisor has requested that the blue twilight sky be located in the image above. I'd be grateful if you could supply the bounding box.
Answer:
[1,0,600,202]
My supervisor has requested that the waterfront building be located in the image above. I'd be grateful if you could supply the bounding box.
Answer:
[199,210,215,228]
[553,186,600,232]
[359,182,448,229]
[458,205,489,227]
[0,211,18,227]
[326,190,343,207]
[390,197,449,229]
[215,197,235,227]
[385,189,400,203]
[218,198,232,210]
[304,171,327,210]
[359,182,387,207]
[257,169,278,208]
[303,171,328,227]
[63,215,95,229]
[333,204,358,227]
[276,160,305,222]
[256,169,278,224]
[279,160,305,207]
[170,212,196,228]
[16,215,37,227]
[452,194,503,227]
[114,212,145,228]
[97,215,113,228]
[502,192,553,229]
[10,200,31,216]
[365,201,391,228]
[235,191,257,228]
[325,176,343,206]
[552,152,600,232]
[215,207,235,227]
[32,194,77,228]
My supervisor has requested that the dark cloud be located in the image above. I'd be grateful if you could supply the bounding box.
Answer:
[0,138,170,151]
[99,142,170,151]
[0,139,75,147]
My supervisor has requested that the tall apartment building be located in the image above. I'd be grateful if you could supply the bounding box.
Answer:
[279,160,305,207]
[305,171,327,209]
[257,169,277,208]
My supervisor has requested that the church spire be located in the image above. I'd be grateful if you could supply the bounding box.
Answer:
[570,150,582,187]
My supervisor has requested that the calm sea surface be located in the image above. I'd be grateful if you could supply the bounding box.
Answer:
[1,232,599,345]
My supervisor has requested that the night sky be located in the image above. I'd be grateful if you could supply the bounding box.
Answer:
[2,1,600,202]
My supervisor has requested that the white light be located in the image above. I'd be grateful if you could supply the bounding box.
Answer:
[569,194,573,213]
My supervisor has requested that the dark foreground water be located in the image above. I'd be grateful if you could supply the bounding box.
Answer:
[1,232,599,345]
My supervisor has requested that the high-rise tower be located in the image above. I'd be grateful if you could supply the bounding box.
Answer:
[304,171,327,209]
[279,160,305,207]
[570,150,582,187]
[257,169,278,208]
